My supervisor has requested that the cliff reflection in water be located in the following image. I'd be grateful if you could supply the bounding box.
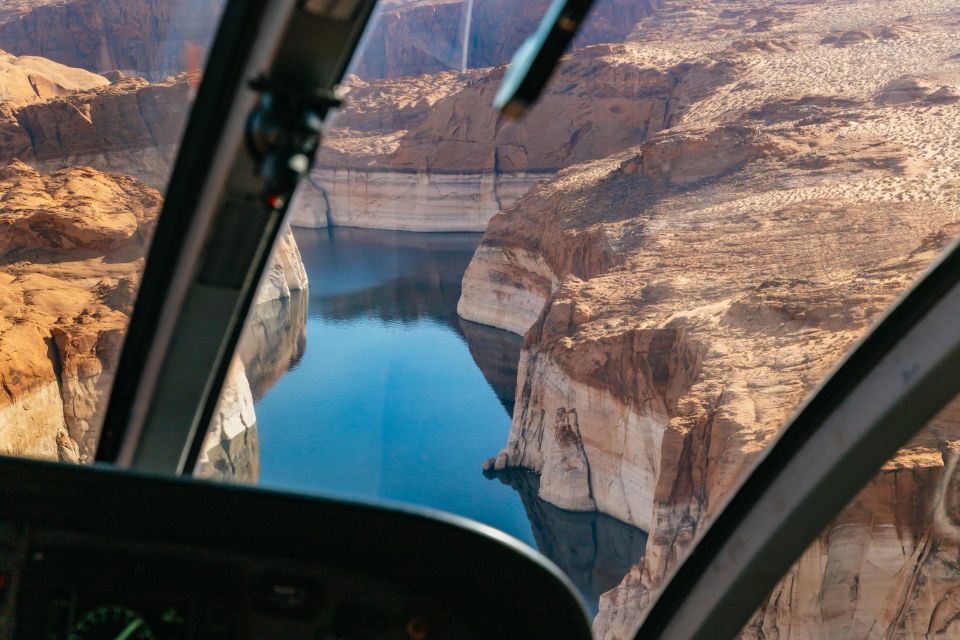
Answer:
[252,226,646,607]
[241,291,309,400]
[197,290,309,483]
[300,226,478,325]
[491,470,648,611]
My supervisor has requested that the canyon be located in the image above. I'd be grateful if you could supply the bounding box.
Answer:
[293,42,733,231]
[0,153,307,475]
[450,0,960,638]
[4,0,960,638]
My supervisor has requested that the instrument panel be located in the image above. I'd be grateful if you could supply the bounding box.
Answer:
[7,531,474,640]
[0,458,592,640]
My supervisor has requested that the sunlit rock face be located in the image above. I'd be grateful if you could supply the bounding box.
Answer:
[739,428,957,640]
[294,42,731,231]
[455,0,960,635]
[193,357,260,483]
[3,74,192,189]
[0,161,160,461]
[257,225,309,305]
[0,44,310,477]
[0,49,108,109]
[487,321,702,529]
[289,169,545,232]
[0,164,310,475]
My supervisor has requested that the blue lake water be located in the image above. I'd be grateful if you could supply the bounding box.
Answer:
[250,226,647,608]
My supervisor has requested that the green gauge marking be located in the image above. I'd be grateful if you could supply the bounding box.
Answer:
[67,605,155,640]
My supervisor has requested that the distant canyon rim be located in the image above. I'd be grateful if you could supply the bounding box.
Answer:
[2,0,960,639]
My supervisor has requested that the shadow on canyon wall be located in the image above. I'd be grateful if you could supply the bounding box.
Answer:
[490,470,648,610]
[459,318,522,415]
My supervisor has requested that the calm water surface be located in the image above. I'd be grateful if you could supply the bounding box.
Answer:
[251,226,646,607]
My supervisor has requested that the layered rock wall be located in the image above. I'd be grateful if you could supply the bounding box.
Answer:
[0,0,223,80]
[6,75,191,188]
[456,3,960,631]
[488,321,703,529]
[289,169,546,231]
[303,43,731,231]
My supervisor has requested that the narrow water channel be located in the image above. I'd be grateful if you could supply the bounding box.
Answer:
[250,226,647,609]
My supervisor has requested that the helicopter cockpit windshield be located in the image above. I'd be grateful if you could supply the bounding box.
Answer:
[2,1,960,639]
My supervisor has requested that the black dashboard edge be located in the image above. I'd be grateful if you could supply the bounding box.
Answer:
[0,456,593,639]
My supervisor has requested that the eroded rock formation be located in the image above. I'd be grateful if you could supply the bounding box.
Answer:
[456,0,960,636]
[293,43,733,231]
[0,158,307,468]
[0,161,160,460]
[1,72,193,189]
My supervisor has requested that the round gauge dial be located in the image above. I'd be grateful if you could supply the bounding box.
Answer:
[67,605,155,640]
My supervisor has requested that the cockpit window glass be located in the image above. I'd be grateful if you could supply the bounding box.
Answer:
[201,0,960,627]
[0,1,224,461]
[9,0,959,634]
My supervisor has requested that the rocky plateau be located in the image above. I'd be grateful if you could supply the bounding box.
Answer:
[449,0,960,637]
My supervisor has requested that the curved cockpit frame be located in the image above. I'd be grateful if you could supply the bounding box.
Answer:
[3,0,956,638]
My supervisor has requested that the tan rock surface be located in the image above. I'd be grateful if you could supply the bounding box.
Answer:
[4,73,193,189]
[0,161,160,460]
[0,45,307,477]
[0,156,308,469]
[297,42,733,230]
[454,0,960,636]
[0,49,108,109]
